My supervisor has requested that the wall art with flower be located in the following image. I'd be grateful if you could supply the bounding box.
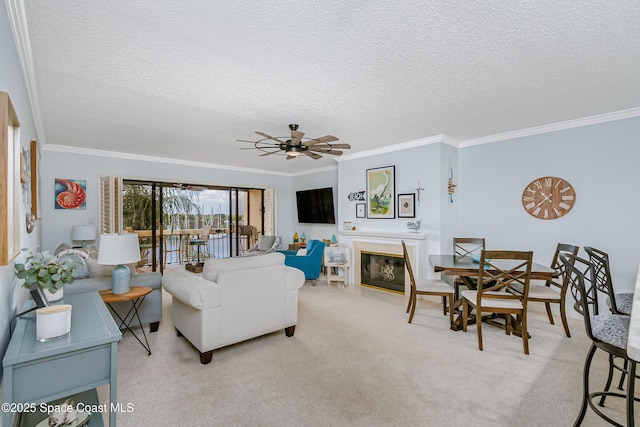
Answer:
[55,178,87,210]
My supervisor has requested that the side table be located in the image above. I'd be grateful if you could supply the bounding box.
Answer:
[100,286,152,355]
[3,292,121,427]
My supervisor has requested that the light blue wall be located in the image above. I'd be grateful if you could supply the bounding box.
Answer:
[337,143,443,277]
[40,150,295,252]
[290,168,339,244]
[0,3,41,367]
[458,117,640,293]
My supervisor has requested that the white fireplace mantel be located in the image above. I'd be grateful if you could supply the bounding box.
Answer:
[339,230,427,240]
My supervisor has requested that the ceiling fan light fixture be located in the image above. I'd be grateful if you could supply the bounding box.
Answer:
[237,124,349,160]
[285,145,303,156]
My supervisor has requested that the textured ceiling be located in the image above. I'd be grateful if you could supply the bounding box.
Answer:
[13,0,640,174]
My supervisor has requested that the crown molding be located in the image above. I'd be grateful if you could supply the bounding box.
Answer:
[290,164,338,177]
[336,134,459,162]
[6,0,47,146]
[43,144,294,176]
[459,107,640,147]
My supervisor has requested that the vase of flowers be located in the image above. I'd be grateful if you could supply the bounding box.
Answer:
[14,250,79,302]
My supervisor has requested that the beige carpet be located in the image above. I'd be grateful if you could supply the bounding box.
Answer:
[99,279,636,426]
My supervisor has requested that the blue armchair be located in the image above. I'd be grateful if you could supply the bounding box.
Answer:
[277,239,326,285]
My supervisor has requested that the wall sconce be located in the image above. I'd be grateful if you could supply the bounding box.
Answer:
[448,164,457,203]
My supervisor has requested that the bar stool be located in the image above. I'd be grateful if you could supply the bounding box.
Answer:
[560,253,638,426]
[188,225,212,263]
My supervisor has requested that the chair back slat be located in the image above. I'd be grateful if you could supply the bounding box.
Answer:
[547,243,580,291]
[560,253,598,341]
[453,237,485,258]
[477,250,533,304]
[584,246,619,315]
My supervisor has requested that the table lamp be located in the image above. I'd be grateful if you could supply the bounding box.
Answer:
[98,233,141,294]
[71,224,97,248]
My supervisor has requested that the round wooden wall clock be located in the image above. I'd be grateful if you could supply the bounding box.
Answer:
[521,176,576,220]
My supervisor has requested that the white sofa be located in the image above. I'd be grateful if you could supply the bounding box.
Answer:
[162,252,305,364]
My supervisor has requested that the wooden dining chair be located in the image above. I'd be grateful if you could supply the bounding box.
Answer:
[560,252,635,426]
[402,241,455,326]
[452,237,485,299]
[462,250,533,354]
[509,243,579,337]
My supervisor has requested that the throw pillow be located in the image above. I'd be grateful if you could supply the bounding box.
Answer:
[54,242,72,256]
[296,248,307,256]
[86,258,116,277]
[256,235,276,252]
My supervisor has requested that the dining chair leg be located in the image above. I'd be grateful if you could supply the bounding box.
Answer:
[476,312,483,351]
[406,287,414,313]
[560,295,571,337]
[574,344,597,427]
[447,295,454,327]
[441,296,447,316]
[521,312,529,355]
[462,301,468,332]
[408,294,417,324]
[598,354,616,407]
[545,302,555,325]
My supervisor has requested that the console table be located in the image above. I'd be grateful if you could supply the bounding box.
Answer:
[3,292,121,427]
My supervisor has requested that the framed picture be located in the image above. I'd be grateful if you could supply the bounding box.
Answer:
[367,165,395,218]
[1,91,21,265]
[30,140,41,218]
[356,203,366,218]
[54,178,87,210]
[398,193,416,218]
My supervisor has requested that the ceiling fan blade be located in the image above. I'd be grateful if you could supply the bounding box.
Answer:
[259,150,281,157]
[325,143,351,149]
[286,155,298,160]
[303,151,322,160]
[309,148,344,156]
[291,130,305,145]
[305,135,339,145]
[255,132,286,144]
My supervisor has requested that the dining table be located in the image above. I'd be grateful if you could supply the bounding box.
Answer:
[428,254,555,331]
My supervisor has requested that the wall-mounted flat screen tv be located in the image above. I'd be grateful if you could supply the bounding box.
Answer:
[296,187,336,224]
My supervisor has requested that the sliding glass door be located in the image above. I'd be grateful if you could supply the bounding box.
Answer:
[121,180,264,272]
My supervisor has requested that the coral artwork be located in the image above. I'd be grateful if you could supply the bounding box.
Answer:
[55,178,87,210]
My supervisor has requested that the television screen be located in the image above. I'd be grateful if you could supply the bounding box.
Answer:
[296,187,336,224]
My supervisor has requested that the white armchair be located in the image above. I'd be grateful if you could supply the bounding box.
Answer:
[162,252,304,364]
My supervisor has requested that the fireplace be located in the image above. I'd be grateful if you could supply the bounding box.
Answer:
[361,251,405,293]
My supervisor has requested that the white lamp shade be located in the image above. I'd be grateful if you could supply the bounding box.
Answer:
[98,233,141,265]
[71,224,97,242]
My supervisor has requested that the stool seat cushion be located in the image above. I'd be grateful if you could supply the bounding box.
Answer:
[607,293,633,315]
[590,314,630,349]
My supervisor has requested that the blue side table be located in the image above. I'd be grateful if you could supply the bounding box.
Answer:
[3,292,121,427]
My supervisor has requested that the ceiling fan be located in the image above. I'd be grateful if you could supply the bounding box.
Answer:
[237,124,351,160]
[172,183,209,191]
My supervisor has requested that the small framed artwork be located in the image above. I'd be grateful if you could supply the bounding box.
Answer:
[367,165,395,219]
[356,203,366,218]
[397,193,415,218]
[54,178,87,210]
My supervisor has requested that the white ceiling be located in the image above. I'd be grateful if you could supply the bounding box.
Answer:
[9,0,640,174]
